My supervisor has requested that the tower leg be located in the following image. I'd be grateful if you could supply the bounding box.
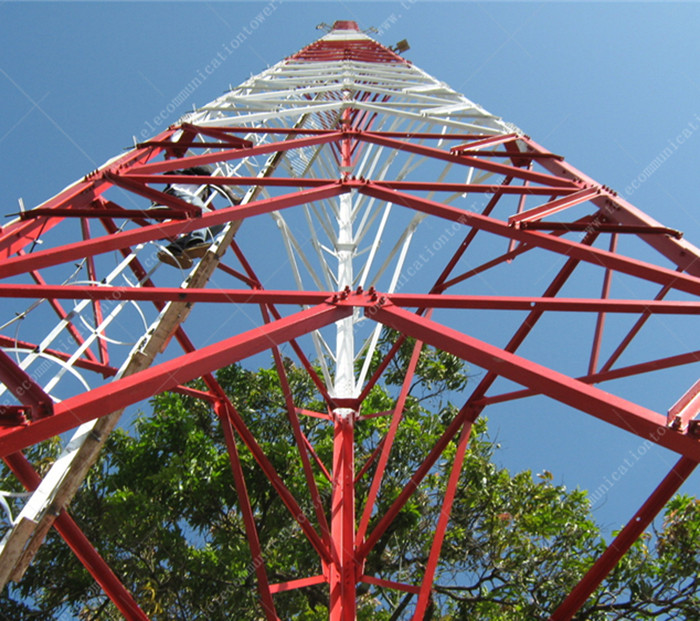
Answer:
[329,412,357,620]
[549,455,697,620]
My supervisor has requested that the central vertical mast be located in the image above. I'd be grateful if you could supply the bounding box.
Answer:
[330,101,358,619]
[334,105,356,402]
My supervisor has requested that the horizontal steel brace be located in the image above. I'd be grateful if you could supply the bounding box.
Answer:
[0,184,347,279]
[2,286,697,316]
[268,574,327,594]
[120,174,576,196]
[17,206,189,221]
[387,294,700,314]
[356,182,700,297]
[177,124,503,139]
[130,131,344,175]
[358,131,579,188]
[0,284,333,305]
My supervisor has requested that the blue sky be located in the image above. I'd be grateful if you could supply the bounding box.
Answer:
[1,1,700,540]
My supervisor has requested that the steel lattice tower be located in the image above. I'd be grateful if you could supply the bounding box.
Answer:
[1,20,699,620]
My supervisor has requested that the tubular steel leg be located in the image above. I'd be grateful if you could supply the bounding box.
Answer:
[549,455,697,620]
[329,412,357,621]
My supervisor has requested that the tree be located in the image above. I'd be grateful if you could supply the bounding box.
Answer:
[1,335,699,620]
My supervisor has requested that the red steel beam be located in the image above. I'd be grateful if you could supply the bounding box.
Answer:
[135,140,253,151]
[549,456,698,620]
[0,302,352,457]
[137,127,252,150]
[453,231,599,434]
[479,349,700,406]
[359,179,538,401]
[521,136,700,278]
[450,133,520,152]
[358,177,548,406]
[519,221,683,238]
[359,238,586,588]
[0,130,172,259]
[0,335,116,378]
[356,197,509,556]
[508,167,532,254]
[103,173,202,217]
[175,125,505,139]
[667,377,700,430]
[264,309,332,546]
[432,176,514,288]
[227,239,335,407]
[508,187,600,225]
[368,302,700,460]
[598,277,677,374]
[354,433,389,484]
[166,123,254,146]
[385,294,700,315]
[268,574,326,594]
[0,183,347,279]
[588,234,617,375]
[329,413,357,621]
[0,348,53,419]
[366,216,584,597]
[357,402,480,559]
[169,384,218,402]
[219,396,333,565]
[17,205,187,222]
[439,243,534,291]
[376,181,575,196]
[120,174,332,188]
[355,330,408,404]
[215,402,279,621]
[0,284,332,306]
[357,182,700,297]
[20,251,102,367]
[169,332,332,571]
[300,430,332,482]
[129,132,344,175]
[360,574,420,595]
[80,219,109,366]
[215,261,260,288]
[413,420,474,619]
[357,132,580,188]
[133,315,333,570]
[356,337,423,546]
[443,150,564,159]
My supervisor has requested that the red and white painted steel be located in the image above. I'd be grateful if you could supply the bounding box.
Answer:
[0,21,698,620]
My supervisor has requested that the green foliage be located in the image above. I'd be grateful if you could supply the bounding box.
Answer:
[0,335,698,619]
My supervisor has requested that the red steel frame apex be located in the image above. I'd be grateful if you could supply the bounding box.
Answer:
[0,20,699,620]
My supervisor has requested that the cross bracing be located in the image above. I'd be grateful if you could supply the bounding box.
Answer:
[0,20,698,621]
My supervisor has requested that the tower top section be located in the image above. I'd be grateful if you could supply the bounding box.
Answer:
[290,19,409,64]
[331,20,360,31]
